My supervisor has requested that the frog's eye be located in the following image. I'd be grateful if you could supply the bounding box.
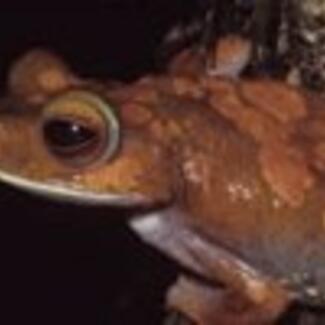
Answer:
[41,90,120,168]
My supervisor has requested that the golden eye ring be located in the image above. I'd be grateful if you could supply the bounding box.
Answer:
[40,89,120,168]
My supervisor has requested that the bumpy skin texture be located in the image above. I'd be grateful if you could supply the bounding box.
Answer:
[2,49,325,324]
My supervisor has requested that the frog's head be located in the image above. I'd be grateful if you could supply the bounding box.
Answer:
[0,50,177,207]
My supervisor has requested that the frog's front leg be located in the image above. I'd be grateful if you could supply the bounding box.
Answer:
[130,209,293,325]
[167,276,288,325]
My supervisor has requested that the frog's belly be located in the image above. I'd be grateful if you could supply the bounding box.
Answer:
[229,227,325,305]
[194,215,325,306]
[130,208,325,306]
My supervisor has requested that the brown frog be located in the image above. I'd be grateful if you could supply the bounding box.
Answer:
[1,49,325,324]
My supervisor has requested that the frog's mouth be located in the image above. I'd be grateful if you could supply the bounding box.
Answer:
[0,169,151,206]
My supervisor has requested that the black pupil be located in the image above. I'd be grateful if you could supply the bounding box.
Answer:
[43,118,98,154]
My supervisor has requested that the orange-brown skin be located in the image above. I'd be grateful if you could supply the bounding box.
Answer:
[1,48,325,324]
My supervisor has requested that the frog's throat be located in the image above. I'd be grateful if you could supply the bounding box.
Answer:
[130,209,298,305]
[0,169,150,206]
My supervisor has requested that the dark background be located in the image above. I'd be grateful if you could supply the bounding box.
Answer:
[0,0,198,85]
[0,2,194,324]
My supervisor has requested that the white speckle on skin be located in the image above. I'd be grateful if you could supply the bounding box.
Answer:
[182,160,203,185]
[72,174,82,182]
[227,181,254,202]
[272,198,283,209]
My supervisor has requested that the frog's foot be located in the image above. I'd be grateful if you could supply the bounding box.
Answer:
[167,276,287,325]
[167,35,252,78]
[206,36,252,78]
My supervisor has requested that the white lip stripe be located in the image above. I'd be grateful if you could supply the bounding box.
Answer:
[0,169,149,206]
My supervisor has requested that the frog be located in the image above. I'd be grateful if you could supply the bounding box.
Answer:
[1,49,325,325]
